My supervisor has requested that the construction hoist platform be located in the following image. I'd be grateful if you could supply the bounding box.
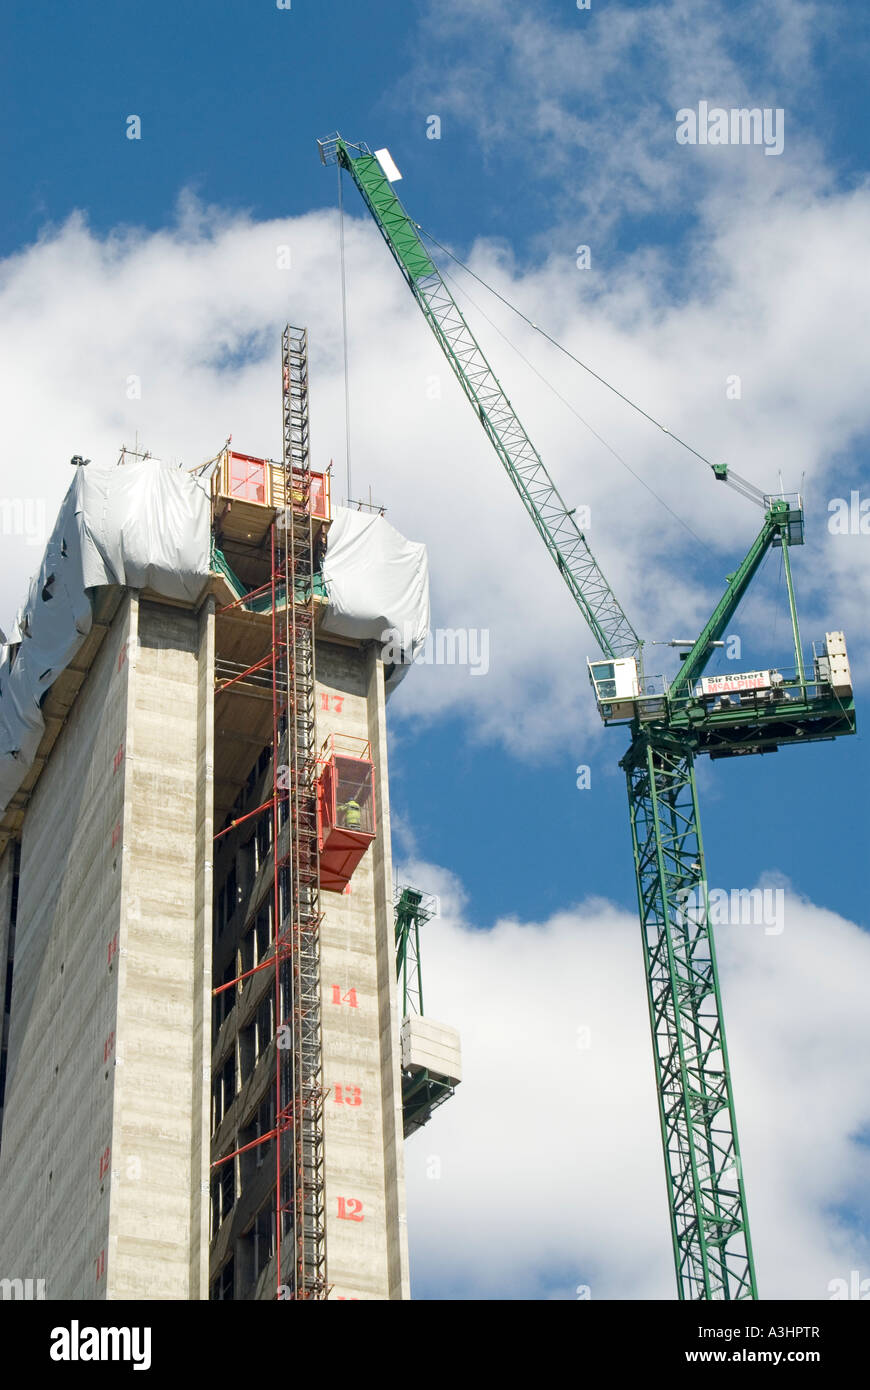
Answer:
[272,324,327,1299]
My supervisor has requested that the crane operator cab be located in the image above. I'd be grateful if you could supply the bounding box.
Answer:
[588,658,642,723]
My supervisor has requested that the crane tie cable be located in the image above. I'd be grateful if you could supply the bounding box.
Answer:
[418,224,719,472]
[439,263,709,552]
[338,163,353,502]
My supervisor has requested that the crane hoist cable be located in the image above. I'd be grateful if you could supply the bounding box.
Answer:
[440,262,710,553]
[333,139,707,567]
[337,162,353,501]
[419,224,767,506]
[322,134,640,661]
[419,224,715,464]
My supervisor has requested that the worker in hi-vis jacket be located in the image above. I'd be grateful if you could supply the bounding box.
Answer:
[337,799,362,830]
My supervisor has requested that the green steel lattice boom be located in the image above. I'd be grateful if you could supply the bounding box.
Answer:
[319,134,640,663]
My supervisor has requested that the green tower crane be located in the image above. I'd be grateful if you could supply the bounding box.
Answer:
[592,497,855,1298]
[319,135,857,1298]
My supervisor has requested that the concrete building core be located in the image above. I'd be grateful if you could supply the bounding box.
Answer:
[0,340,460,1299]
[0,590,213,1299]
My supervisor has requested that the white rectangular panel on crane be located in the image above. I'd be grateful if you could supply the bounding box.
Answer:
[374,148,402,182]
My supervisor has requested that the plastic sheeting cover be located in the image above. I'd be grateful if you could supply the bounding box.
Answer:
[321,506,429,691]
[0,461,211,816]
[1,478,427,818]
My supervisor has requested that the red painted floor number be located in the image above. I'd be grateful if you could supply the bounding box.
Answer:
[337,1197,364,1222]
[333,1085,362,1107]
[330,986,358,1008]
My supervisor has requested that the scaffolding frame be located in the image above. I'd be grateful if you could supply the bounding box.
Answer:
[208,326,327,1300]
[272,325,327,1299]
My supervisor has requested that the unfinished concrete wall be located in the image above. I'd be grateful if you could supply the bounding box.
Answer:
[190,597,216,1298]
[0,592,214,1300]
[0,845,13,996]
[0,842,18,1147]
[316,638,410,1300]
[365,643,411,1299]
[1,588,408,1301]
[0,596,132,1298]
[106,597,214,1300]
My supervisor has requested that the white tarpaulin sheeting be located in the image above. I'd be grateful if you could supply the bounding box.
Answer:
[0,461,211,815]
[1,479,427,817]
[321,506,430,689]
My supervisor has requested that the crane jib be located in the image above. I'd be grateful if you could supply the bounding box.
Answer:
[341,152,437,282]
[335,140,640,663]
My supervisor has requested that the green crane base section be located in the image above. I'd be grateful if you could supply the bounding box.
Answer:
[623,730,757,1300]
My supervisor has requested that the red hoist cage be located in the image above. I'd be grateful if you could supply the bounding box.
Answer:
[219,448,330,519]
[316,734,377,892]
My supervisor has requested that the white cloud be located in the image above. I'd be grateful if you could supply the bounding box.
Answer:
[400,860,870,1300]
[402,0,829,241]
[0,0,864,1309]
[1,28,869,764]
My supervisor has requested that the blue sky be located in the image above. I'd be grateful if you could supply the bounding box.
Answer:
[2,0,870,1300]
[5,0,866,263]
